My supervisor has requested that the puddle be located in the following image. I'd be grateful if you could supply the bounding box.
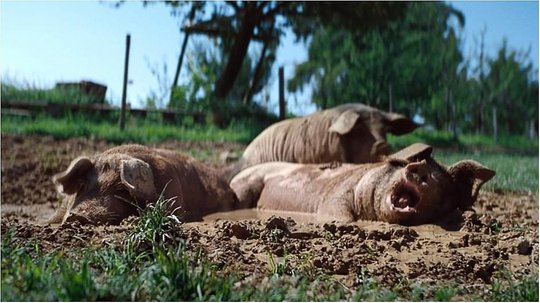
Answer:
[202,208,321,224]
[200,208,464,237]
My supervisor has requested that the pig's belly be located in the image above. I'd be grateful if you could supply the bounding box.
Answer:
[256,176,322,213]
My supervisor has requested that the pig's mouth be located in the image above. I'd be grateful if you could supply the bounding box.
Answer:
[388,180,421,213]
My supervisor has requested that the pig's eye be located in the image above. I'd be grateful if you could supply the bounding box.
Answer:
[79,184,87,193]
[101,163,111,173]
[116,188,131,198]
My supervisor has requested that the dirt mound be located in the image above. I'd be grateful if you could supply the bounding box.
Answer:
[1,133,538,293]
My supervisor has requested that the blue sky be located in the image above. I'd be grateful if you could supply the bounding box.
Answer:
[1,1,538,115]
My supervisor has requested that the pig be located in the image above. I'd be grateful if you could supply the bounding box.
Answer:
[50,145,238,225]
[230,144,495,225]
[231,103,418,178]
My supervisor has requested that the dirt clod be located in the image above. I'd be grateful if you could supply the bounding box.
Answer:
[517,239,533,255]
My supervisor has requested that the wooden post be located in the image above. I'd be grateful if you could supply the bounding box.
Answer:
[492,106,498,142]
[119,34,131,131]
[278,66,286,120]
[170,32,190,106]
[388,83,393,113]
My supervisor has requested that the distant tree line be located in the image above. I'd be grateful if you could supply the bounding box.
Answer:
[287,2,538,138]
[147,1,537,137]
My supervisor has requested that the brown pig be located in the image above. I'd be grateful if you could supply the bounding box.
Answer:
[50,145,238,225]
[230,144,495,225]
[231,103,418,178]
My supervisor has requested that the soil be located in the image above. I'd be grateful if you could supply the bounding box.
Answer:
[1,133,538,296]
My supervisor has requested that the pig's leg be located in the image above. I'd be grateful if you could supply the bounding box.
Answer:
[47,195,74,224]
[317,191,355,222]
[230,175,265,209]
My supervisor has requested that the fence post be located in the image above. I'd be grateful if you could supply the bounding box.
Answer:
[278,66,286,120]
[119,34,131,131]
[492,106,498,142]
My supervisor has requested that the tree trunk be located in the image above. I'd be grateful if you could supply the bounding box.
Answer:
[214,3,259,99]
[170,6,197,107]
[242,39,269,105]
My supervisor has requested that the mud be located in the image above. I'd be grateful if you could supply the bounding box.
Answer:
[1,133,538,294]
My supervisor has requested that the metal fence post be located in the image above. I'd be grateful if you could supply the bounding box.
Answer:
[278,66,286,120]
[119,34,131,131]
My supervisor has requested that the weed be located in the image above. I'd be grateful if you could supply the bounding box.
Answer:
[125,190,184,254]
[433,285,456,301]
[267,251,289,276]
[489,270,539,301]
[37,149,63,173]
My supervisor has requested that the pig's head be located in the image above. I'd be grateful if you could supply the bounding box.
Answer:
[366,144,495,225]
[52,153,159,225]
[329,104,419,163]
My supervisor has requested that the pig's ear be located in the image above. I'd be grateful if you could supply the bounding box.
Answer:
[329,110,361,135]
[448,160,496,211]
[385,112,419,135]
[120,158,157,201]
[53,157,94,194]
[390,143,433,162]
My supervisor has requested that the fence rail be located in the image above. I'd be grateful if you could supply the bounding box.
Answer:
[0,101,206,124]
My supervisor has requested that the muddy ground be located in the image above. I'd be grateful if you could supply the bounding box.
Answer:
[1,133,538,298]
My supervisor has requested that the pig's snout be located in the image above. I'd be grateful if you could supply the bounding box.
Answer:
[404,160,430,187]
[64,212,96,225]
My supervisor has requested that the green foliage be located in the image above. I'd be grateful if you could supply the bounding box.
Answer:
[1,81,107,105]
[288,2,538,138]
[160,1,406,99]
[289,2,464,113]
[168,38,277,127]
[267,252,289,276]
[489,270,539,301]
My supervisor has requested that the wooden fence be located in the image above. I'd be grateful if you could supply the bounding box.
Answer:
[0,101,206,124]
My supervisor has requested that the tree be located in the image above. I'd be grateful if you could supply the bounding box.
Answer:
[288,1,465,124]
[160,1,408,100]
[485,39,537,136]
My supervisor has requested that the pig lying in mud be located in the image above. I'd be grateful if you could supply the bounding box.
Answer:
[50,145,238,224]
[233,103,418,177]
[230,144,495,225]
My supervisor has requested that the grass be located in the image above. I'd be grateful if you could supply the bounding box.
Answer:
[388,129,538,154]
[1,82,104,105]
[434,151,539,193]
[1,114,263,144]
